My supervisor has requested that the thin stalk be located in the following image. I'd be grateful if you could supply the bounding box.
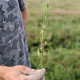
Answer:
[37,0,49,69]
[41,31,45,68]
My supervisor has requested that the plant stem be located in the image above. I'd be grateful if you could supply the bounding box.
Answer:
[40,0,49,69]
[37,0,49,69]
[41,31,45,68]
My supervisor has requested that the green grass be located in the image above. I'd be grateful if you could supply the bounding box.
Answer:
[25,0,80,80]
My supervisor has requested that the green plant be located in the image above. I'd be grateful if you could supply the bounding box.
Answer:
[37,0,49,69]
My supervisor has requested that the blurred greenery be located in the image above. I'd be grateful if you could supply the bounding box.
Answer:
[25,0,80,80]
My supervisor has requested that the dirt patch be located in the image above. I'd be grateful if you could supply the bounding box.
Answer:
[50,9,80,15]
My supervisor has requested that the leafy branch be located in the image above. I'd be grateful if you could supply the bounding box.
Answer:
[37,0,49,69]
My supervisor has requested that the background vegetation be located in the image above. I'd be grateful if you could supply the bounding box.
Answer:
[25,0,80,80]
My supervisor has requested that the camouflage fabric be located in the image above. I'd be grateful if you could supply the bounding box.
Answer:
[0,0,30,67]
